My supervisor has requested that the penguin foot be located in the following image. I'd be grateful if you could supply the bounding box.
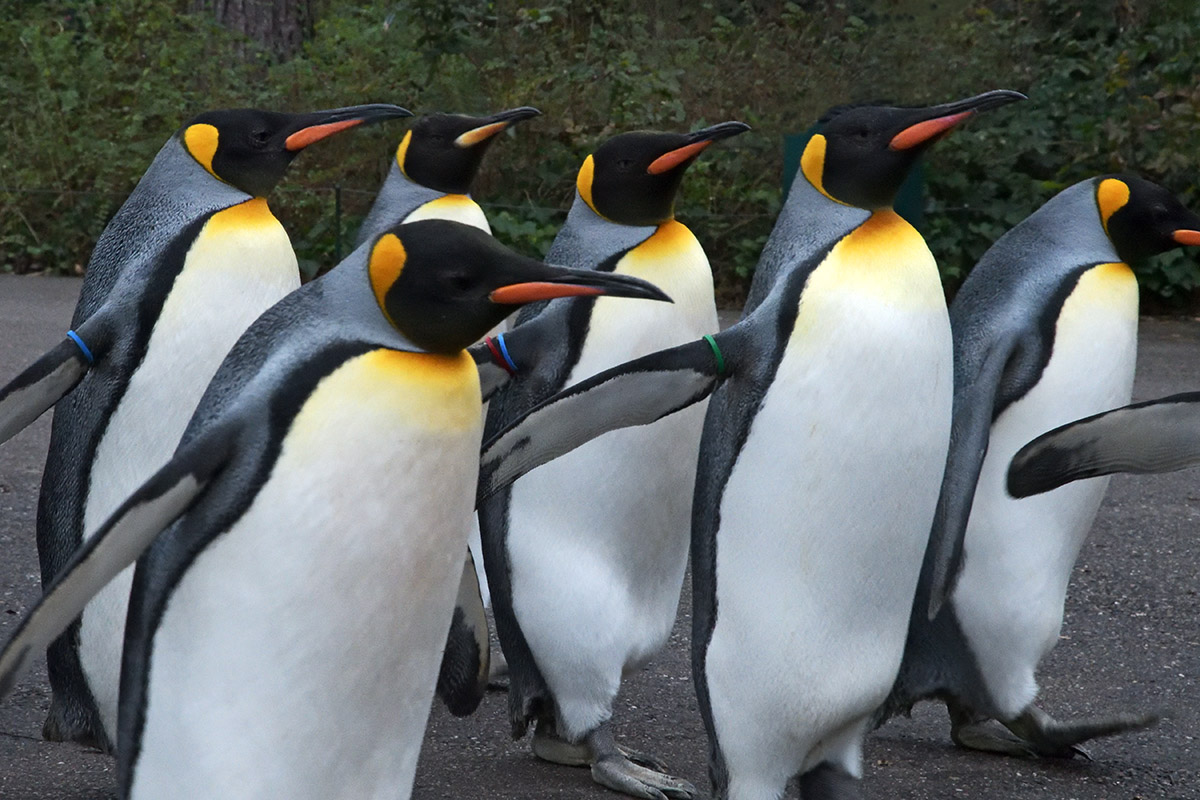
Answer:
[531,720,591,767]
[586,724,695,800]
[41,697,112,754]
[949,700,1159,759]
[487,650,510,691]
[798,762,862,800]
[1002,705,1159,759]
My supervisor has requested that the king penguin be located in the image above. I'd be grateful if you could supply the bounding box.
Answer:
[0,103,411,752]
[356,105,541,243]
[0,219,669,800]
[880,176,1200,757]
[474,91,1025,800]
[354,104,540,715]
[473,121,747,799]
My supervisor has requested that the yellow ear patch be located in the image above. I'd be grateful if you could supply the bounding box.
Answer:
[394,130,413,177]
[1097,178,1131,236]
[369,233,407,323]
[184,124,221,180]
[577,154,599,215]
[800,134,848,206]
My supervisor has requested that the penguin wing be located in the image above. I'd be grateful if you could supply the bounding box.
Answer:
[1007,392,1200,496]
[477,335,727,504]
[0,425,234,700]
[436,549,491,716]
[0,315,111,445]
[924,333,1023,619]
[472,311,562,403]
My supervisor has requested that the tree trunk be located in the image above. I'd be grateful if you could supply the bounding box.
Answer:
[190,0,316,61]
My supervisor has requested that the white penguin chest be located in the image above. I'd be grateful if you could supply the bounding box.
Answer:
[132,349,482,800]
[85,198,299,532]
[705,211,953,747]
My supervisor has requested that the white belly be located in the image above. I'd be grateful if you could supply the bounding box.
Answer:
[507,222,717,738]
[80,202,299,740]
[704,210,952,785]
[953,263,1138,717]
[130,350,481,800]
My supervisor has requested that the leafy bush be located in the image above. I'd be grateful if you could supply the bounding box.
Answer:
[2,0,1199,308]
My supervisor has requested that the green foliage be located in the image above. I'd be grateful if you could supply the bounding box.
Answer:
[2,0,1200,308]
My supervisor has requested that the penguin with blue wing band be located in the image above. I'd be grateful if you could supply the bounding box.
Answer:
[476,120,747,800]
[881,175,1200,759]
[0,102,409,753]
[0,219,668,800]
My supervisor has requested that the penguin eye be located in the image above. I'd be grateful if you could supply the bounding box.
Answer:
[448,273,474,292]
[250,129,272,147]
[616,159,635,171]
[855,128,871,141]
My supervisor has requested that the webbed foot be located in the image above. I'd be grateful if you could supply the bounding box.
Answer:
[948,699,1158,759]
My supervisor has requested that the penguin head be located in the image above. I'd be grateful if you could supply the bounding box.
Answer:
[366,219,672,354]
[394,106,541,194]
[801,90,1025,209]
[1095,175,1200,264]
[577,121,750,226]
[180,104,411,197]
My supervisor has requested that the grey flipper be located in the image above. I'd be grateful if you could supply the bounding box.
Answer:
[470,318,552,403]
[922,332,1023,618]
[435,549,491,717]
[477,335,729,504]
[1008,392,1200,497]
[0,326,102,445]
[0,429,232,700]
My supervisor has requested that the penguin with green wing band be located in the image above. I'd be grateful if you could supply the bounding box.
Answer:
[475,121,746,800]
[881,175,1200,759]
[885,175,1200,756]
[0,102,409,753]
[0,219,668,800]
[478,91,1023,799]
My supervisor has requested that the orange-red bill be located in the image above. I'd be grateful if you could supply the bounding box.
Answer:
[285,119,364,151]
[490,282,607,304]
[1173,229,1200,246]
[647,140,712,175]
[456,121,508,147]
[890,110,974,151]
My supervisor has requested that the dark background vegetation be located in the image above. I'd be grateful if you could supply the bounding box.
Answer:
[1,0,1198,306]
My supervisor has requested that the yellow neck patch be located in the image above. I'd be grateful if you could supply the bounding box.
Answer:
[394,130,414,177]
[184,123,221,181]
[631,219,696,261]
[369,233,407,324]
[800,134,848,206]
[1097,178,1131,236]
[577,154,601,216]
[204,197,279,232]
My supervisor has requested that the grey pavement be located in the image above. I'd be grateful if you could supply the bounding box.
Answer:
[0,273,1197,799]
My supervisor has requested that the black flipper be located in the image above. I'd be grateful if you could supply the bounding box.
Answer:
[1008,391,1200,497]
[0,316,111,445]
[476,335,728,505]
[471,316,555,403]
[435,549,491,717]
[924,333,1022,619]
[0,426,234,700]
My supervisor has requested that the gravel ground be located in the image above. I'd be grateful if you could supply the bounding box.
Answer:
[1,274,1196,799]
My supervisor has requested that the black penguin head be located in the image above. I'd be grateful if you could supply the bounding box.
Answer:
[366,219,672,354]
[1096,175,1200,264]
[394,107,540,194]
[801,90,1025,209]
[180,104,411,197]
[577,121,750,226]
